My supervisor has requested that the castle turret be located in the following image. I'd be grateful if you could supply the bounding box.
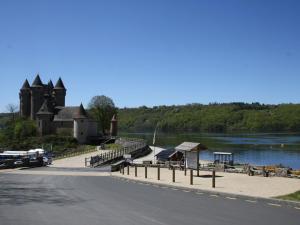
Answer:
[36,100,53,135]
[53,78,66,107]
[48,80,54,90]
[73,104,89,144]
[46,80,55,112]
[30,74,45,120]
[19,79,31,118]
[110,114,118,137]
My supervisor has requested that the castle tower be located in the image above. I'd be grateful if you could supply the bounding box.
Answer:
[73,104,89,144]
[110,114,118,137]
[53,78,66,107]
[36,100,53,135]
[30,74,45,120]
[19,79,31,118]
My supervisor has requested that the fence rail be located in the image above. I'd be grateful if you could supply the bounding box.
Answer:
[86,138,147,167]
[54,147,96,161]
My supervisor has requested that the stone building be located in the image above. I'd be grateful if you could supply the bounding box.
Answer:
[19,74,98,143]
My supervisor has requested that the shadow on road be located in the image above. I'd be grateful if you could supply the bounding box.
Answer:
[0,180,83,206]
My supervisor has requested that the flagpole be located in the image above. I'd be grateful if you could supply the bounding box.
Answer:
[153,123,159,164]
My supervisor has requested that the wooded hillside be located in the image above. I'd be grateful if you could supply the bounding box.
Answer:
[118,103,300,132]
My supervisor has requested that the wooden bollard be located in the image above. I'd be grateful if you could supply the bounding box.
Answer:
[145,166,148,179]
[120,165,122,173]
[127,165,129,175]
[212,170,216,188]
[172,167,175,183]
[122,165,124,175]
[157,165,160,180]
[184,167,187,176]
[135,165,137,177]
[190,169,193,185]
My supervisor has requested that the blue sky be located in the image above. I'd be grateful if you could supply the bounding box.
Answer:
[0,0,299,112]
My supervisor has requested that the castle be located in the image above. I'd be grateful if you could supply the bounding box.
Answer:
[19,74,99,143]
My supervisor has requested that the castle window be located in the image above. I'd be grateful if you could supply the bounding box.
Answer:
[81,120,84,123]
[39,121,41,127]
[61,122,63,126]
[81,132,83,135]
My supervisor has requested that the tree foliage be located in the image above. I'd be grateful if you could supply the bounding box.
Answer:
[88,95,117,134]
[118,103,300,132]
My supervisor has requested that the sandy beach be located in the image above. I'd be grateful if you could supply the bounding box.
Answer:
[113,166,300,198]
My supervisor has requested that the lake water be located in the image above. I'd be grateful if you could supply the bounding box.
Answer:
[120,132,300,169]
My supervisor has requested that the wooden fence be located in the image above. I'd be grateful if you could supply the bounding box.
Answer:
[86,138,147,167]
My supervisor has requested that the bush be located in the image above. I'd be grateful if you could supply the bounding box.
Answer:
[14,119,37,139]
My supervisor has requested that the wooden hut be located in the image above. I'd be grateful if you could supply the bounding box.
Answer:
[175,142,207,176]
[155,149,184,164]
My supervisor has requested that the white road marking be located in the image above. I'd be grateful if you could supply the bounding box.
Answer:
[267,203,281,207]
[210,194,219,197]
[245,200,257,203]
[226,197,237,200]
[294,207,300,210]
[171,188,178,191]
[183,190,190,193]
[196,192,204,195]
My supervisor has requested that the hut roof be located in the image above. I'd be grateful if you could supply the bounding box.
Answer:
[175,142,207,152]
[155,149,183,161]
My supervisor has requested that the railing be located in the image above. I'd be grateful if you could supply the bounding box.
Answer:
[54,147,96,160]
[86,138,147,167]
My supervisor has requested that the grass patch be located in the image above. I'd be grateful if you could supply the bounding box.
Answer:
[105,143,122,150]
[277,191,300,202]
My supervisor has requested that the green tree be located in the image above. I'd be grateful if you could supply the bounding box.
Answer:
[14,119,37,139]
[88,95,117,134]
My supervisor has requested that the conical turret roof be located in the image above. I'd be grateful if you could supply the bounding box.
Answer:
[32,74,43,87]
[37,100,53,115]
[48,80,54,89]
[21,79,30,90]
[54,77,66,89]
[74,103,87,119]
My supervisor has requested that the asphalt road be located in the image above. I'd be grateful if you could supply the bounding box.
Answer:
[0,170,299,225]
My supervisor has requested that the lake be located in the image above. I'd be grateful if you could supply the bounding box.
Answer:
[120,132,300,169]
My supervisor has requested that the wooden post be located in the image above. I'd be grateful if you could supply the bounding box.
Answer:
[172,167,175,183]
[120,165,122,173]
[145,166,147,179]
[212,170,216,188]
[127,165,129,175]
[157,165,160,180]
[122,165,124,175]
[135,165,137,177]
[197,150,200,177]
[184,151,187,176]
[190,169,193,185]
